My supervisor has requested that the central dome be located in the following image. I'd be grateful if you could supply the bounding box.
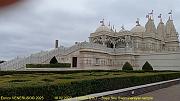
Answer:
[131,25,146,32]
[95,25,111,33]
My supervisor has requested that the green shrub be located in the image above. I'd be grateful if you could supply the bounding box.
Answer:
[122,62,133,71]
[50,56,58,64]
[142,61,153,71]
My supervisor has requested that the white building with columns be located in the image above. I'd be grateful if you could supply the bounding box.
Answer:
[0,12,180,71]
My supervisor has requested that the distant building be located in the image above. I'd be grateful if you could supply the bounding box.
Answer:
[1,11,180,71]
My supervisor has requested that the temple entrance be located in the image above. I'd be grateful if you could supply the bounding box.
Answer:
[72,57,77,67]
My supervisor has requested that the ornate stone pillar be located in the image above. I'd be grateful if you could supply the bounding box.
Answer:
[125,35,131,48]
[101,35,106,46]
[89,37,93,43]
[113,42,116,48]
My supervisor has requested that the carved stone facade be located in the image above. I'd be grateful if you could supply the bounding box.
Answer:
[58,15,180,70]
[89,17,179,53]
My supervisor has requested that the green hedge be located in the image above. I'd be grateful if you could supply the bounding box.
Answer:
[0,70,122,76]
[0,70,178,76]
[26,63,71,68]
[142,61,153,71]
[122,62,133,71]
[50,56,58,64]
[0,72,180,100]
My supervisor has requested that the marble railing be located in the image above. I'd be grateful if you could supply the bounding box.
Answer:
[0,42,114,70]
[0,47,65,71]
[67,42,115,54]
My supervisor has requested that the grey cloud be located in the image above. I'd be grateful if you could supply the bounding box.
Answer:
[0,0,180,60]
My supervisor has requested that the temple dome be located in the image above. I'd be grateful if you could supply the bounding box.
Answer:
[95,25,111,33]
[131,25,146,32]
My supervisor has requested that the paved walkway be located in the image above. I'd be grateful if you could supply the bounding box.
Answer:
[139,84,180,101]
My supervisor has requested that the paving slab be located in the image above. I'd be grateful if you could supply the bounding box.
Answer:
[139,84,180,101]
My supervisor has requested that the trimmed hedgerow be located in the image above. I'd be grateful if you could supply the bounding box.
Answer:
[122,62,133,71]
[0,70,179,77]
[0,70,112,76]
[0,70,178,76]
[50,56,58,64]
[26,63,71,68]
[0,72,180,100]
[142,61,153,71]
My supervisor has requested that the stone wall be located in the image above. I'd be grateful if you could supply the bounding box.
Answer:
[55,45,180,70]
[135,52,180,70]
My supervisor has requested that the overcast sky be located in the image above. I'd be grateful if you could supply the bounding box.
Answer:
[0,0,180,60]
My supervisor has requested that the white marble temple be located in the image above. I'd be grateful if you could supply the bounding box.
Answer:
[1,14,180,71]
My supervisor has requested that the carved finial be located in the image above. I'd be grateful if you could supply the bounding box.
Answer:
[100,19,105,26]
[111,26,113,30]
[147,10,154,20]
[121,25,125,30]
[168,10,173,20]
[151,10,154,14]
[146,14,150,19]
[158,14,163,22]
[136,18,140,26]
[151,10,154,19]
[108,21,111,27]
[113,25,115,29]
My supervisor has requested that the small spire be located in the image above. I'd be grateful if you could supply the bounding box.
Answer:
[108,21,111,27]
[151,10,154,20]
[121,25,125,30]
[168,16,171,20]
[158,14,163,23]
[111,26,113,30]
[100,19,105,26]
[168,10,173,20]
[113,25,115,29]
[147,10,154,20]
[145,11,157,33]
[146,14,150,19]
[136,18,140,26]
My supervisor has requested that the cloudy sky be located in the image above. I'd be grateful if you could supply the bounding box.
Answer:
[0,0,180,60]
